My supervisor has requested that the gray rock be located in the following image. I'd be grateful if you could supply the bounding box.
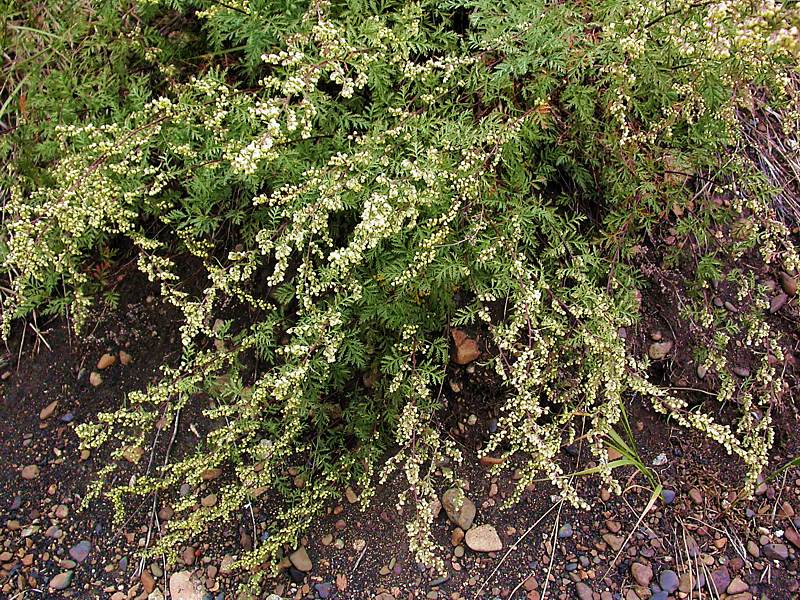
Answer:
[648,341,673,360]
[575,582,593,600]
[49,572,73,590]
[289,546,312,571]
[442,488,476,530]
[558,523,573,539]
[762,543,788,561]
[69,540,91,563]
[659,569,679,593]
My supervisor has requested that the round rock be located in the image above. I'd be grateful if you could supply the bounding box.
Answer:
[442,488,476,531]
[465,524,502,553]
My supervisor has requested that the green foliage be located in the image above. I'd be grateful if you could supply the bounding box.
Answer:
[2,0,799,587]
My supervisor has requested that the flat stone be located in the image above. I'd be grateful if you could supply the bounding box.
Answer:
[49,572,73,590]
[141,571,156,594]
[21,465,39,480]
[658,569,680,594]
[289,546,312,571]
[709,566,730,593]
[451,329,480,364]
[779,271,797,296]
[200,468,222,481]
[69,540,91,563]
[181,546,195,566]
[97,353,117,369]
[442,488,476,530]
[169,571,204,600]
[200,494,217,507]
[762,543,788,561]
[648,340,673,360]
[630,562,653,587]
[602,533,623,552]
[558,523,573,539]
[575,582,593,600]
[727,576,749,594]
[40,400,58,420]
[465,524,502,552]
[784,528,800,548]
[89,371,103,386]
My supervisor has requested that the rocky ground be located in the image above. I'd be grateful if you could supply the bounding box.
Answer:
[2,263,800,600]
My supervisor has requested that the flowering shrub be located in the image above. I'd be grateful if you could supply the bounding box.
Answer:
[2,0,799,586]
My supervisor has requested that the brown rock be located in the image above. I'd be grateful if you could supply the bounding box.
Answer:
[442,488,476,530]
[451,527,465,547]
[200,494,217,507]
[89,371,103,386]
[630,562,653,587]
[575,582,593,600]
[451,329,480,365]
[141,571,156,594]
[289,546,312,571]
[97,353,117,370]
[779,271,797,296]
[784,528,800,549]
[119,350,133,365]
[21,465,39,480]
[465,524,502,552]
[40,400,58,420]
[602,533,623,552]
[200,468,222,481]
[727,576,749,594]
[648,340,673,360]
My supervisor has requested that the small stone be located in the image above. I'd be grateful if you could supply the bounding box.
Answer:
[661,489,676,504]
[69,540,91,563]
[727,577,749,594]
[602,534,623,552]
[451,329,480,365]
[784,528,800,548]
[659,569,679,593]
[49,572,73,590]
[558,523,573,539]
[779,271,797,296]
[451,527,465,546]
[201,494,217,507]
[89,371,103,386]
[289,546,312,572]
[648,341,673,360]
[314,583,332,599]
[442,488,476,530]
[40,400,58,420]
[122,446,144,464]
[181,546,195,566]
[158,506,174,521]
[770,293,788,313]
[119,350,133,365]
[465,524,502,552]
[605,520,621,533]
[689,488,703,504]
[345,487,358,504]
[169,571,204,600]
[733,366,750,378]
[97,353,117,369]
[697,364,708,379]
[762,543,788,561]
[219,554,235,575]
[652,453,668,466]
[575,582,593,600]
[709,566,731,593]
[21,465,39,480]
[747,540,760,557]
[141,571,156,594]
[630,562,653,587]
[200,468,222,481]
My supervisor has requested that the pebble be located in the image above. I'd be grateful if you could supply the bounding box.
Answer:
[201,494,217,507]
[49,572,73,590]
[89,371,103,386]
[558,523,573,539]
[770,293,788,313]
[661,489,676,504]
[727,576,749,594]
[648,341,673,360]
[181,546,195,566]
[630,562,653,586]
[575,582,593,600]
[602,534,623,552]
[465,524,502,552]
[69,540,91,563]
[779,271,797,296]
[40,400,58,420]
[709,566,731,592]
[21,465,39,480]
[141,571,156,594]
[659,569,679,593]
[289,546,312,572]
[169,571,205,600]
[689,488,703,504]
[762,543,788,561]
[442,488,476,530]
[451,329,480,364]
[97,353,117,369]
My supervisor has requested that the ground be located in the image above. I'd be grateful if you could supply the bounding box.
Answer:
[1,256,800,600]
